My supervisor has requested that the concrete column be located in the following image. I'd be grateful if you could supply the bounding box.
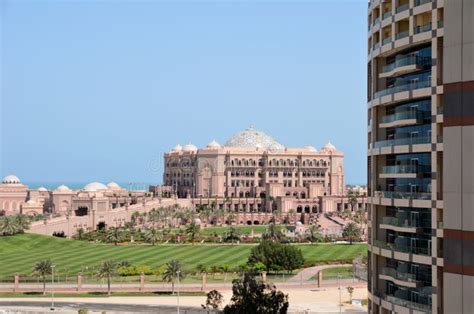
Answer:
[13,274,19,292]
[261,271,267,282]
[139,273,145,291]
[77,273,83,292]
[201,273,207,291]
[318,271,323,288]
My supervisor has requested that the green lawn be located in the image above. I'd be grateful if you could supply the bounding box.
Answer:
[321,266,354,279]
[0,234,366,279]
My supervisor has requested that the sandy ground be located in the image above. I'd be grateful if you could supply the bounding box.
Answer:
[0,287,367,313]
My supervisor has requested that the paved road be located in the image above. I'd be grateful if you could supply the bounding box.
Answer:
[287,264,353,282]
[0,301,208,313]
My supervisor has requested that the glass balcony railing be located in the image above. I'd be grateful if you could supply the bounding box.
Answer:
[381,267,421,283]
[382,55,431,74]
[438,20,444,28]
[373,289,432,312]
[381,215,431,228]
[373,190,432,200]
[373,42,381,50]
[373,239,431,255]
[415,0,431,6]
[395,30,409,40]
[396,4,409,13]
[437,106,443,114]
[373,17,381,26]
[382,37,392,45]
[383,11,392,20]
[381,164,431,174]
[374,79,431,98]
[381,111,426,124]
[373,136,431,148]
[414,23,432,34]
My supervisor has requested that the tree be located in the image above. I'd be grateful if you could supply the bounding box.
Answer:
[106,227,124,245]
[74,228,86,240]
[185,222,200,245]
[220,264,231,282]
[14,215,30,232]
[342,222,361,245]
[223,274,289,314]
[202,290,223,310]
[248,241,304,274]
[305,225,322,243]
[148,208,160,228]
[223,226,241,244]
[144,227,161,246]
[347,286,355,302]
[0,216,19,236]
[348,192,359,212]
[162,260,186,294]
[262,223,284,241]
[97,260,118,296]
[33,259,52,295]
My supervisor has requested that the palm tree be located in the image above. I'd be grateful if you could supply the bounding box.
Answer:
[223,226,241,244]
[14,215,30,232]
[186,222,200,245]
[130,211,140,226]
[144,227,161,245]
[305,225,322,244]
[33,259,52,295]
[348,192,359,212]
[262,223,283,241]
[0,216,19,236]
[162,260,185,294]
[74,228,85,240]
[342,222,361,245]
[220,264,230,282]
[148,208,160,228]
[106,227,124,245]
[97,260,118,296]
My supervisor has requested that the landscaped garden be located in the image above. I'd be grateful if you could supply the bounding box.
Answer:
[0,233,367,279]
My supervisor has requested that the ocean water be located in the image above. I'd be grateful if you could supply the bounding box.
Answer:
[23,182,156,191]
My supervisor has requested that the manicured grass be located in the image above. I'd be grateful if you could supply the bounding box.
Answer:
[0,234,366,279]
[321,266,353,279]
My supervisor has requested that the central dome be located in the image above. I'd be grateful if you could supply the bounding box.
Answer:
[83,182,107,192]
[224,127,285,150]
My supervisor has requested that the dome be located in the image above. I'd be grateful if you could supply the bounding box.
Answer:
[83,182,107,192]
[304,146,318,152]
[107,182,121,189]
[2,175,21,184]
[206,140,221,149]
[323,142,336,150]
[26,200,36,204]
[182,143,198,152]
[38,186,48,192]
[172,144,182,152]
[55,184,71,191]
[224,127,285,151]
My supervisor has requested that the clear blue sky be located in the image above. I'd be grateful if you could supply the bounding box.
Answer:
[1,0,367,185]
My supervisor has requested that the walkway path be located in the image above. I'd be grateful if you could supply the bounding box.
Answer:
[288,264,352,282]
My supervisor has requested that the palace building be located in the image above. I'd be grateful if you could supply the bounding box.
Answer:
[163,127,364,220]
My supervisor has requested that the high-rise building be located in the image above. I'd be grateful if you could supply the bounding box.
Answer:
[367,0,473,313]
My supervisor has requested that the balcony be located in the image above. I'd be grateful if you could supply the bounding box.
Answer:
[379,111,425,128]
[395,30,409,40]
[415,0,431,6]
[383,11,391,20]
[380,215,429,233]
[373,289,432,312]
[373,239,431,256]
[373,17,381,26]
[374,79,430,98]
[382,37,392,46]
[380,55,431,78]
[380,164,431,178]
[372,136,431,149]
[373,41,381,50]
[380,267,424,288]
[438,20,444,28]
[396,4,409,13]
[414,23,432,34]
[373,190,431,200]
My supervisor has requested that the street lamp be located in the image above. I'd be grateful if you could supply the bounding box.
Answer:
[337,273,342,314]
[176,270,181,314]
[50,264,55,311]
